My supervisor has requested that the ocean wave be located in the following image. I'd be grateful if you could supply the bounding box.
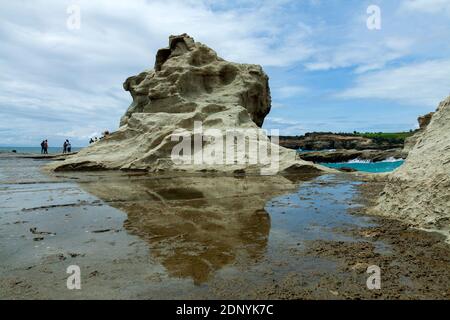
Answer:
[346,157,404,164]
[347,158,371,164]
[381,157,404,163]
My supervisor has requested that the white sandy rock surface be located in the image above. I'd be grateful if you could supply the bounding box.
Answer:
[49,34,325,175]
[376,96,450,239]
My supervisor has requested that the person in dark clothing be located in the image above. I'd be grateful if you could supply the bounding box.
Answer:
[67,140,72,153]
[63,140,68,154]
[43,140,48,154]
[41,140,45,154]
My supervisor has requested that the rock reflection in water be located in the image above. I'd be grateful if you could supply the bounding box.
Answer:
[79,174,306,284]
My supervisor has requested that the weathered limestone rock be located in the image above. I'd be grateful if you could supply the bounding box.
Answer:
[50,34,325,175]
[403,112,434,154]
[376,96,450,239]
[120,34,271,129]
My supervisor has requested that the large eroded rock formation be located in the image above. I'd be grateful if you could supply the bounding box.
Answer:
[51,34,322,174]
[376,96,450,238]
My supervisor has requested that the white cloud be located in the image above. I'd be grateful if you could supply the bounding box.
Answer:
[401,0,450,15]
[264,117,307,135]
[274,85,308,99]
[0,0,318,145]
[336,59,450,107]
[1,0,450,144]
[305,37,414,73]
[265,117,302,126]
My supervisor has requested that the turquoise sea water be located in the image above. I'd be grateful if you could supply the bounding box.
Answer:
[321,160,404,173]
[0,146,83,154]
[1,147,403,172]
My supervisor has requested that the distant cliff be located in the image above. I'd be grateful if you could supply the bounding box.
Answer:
[279,132,412,151]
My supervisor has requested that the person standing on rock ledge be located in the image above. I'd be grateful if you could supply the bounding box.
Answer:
[40,140,46,154]
[63,139,71,153]
[63,140,68,154]
[43,140,48,154]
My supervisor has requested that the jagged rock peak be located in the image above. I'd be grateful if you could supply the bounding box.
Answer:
[120,33,271,128]
[155,34,200,71]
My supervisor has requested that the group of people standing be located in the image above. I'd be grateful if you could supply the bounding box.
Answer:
[40,139,72,154]
[40,140,49,154]
[89,131,110,145]
[89,137,98,144]
[63,139,72,154]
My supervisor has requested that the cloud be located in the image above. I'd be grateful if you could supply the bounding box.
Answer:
[264,116,354,135]
[401,0,450,15]
[0,0,318,145]
[1,0,450,144]
[264,117,306,135]
[306,37,414,74]
[336,59,450,107]
[265,117,302,126]
[273,85,309,99]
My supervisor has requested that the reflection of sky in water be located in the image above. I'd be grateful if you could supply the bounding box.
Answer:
[1,154,389,297]
[266,175,376,245]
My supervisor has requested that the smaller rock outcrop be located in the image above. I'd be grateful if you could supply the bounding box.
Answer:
[403,112,434,154]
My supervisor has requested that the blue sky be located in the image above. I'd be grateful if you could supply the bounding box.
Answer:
[1,0,450,146]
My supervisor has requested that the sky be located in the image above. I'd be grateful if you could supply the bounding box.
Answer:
[1,0,450,147]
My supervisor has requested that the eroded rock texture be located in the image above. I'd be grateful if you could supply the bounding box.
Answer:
[51,34,323,174]
[377,96,450,239]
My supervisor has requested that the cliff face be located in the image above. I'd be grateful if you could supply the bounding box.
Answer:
[50,34,323,175]
[376,96,450,238]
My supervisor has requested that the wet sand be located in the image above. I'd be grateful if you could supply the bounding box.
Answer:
[1,153,449,299]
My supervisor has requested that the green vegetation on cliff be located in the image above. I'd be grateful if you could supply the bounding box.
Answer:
[354,131,415,144]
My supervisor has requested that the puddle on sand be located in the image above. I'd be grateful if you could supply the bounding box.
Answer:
[267,175,375,244]
[0,154,387,299]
